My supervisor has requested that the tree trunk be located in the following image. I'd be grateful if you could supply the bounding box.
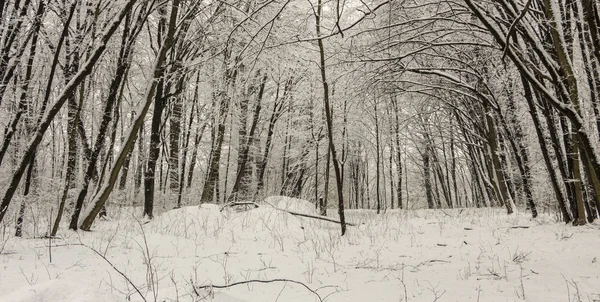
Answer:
[391,97,403,209]
[200,93,231,203]
[522,76,571,222]
[322,146,330,216]
[169,92,183,192]
[144,79,166,218]
[257,80,288,193]
[375,100,381,214]
[229,74,267,201]
[423,146,434,209]
[79,0,180,231]
[315,0,346,234]
[485,103,514,213]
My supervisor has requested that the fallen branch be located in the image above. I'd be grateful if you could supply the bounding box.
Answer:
[277,207,357,226]
[77,242,146,302]
[223,201,357,226]
[219,201,259,212]
[263,201,357,226]
[195,279,323,302]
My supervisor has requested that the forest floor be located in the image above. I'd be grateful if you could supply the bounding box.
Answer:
[0,196,599,302]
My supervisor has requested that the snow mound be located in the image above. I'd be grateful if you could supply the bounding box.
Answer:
[0,279,121,302]
[200,203,221,211]
[233,206,305,233]
[264,196,317,215]
[145,202,306,242]
[145,204,225,237]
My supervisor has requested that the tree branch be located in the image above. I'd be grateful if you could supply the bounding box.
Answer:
[501,0,533,60]
[194,279,323,302]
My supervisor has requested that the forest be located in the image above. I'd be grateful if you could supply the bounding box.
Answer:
[1,0,600,301]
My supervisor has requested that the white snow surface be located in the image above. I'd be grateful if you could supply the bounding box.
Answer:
[1,196,599,302]
[265,195,318,215]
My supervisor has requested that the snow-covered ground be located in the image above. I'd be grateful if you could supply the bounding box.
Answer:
[1,196,599,302]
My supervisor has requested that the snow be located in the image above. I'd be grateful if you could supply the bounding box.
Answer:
[0,279,122,302]
[1,198,599,302]
[265,195,318,215]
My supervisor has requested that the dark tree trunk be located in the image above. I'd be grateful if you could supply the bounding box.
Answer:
[256,80,288,193]
[229,74,266,201]
[79,0,180,231]
[315,0,346,234]
[68,8,143,230]
[391,97,403,209]
[144,79,166,219]
[522,77,571,222]
[200,95,230,203]
[374,100,381,214]
[423,146,434,209]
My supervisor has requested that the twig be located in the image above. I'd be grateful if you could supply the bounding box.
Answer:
[195,279,323,302]
[79,242,147,302]
[502,0,533,60]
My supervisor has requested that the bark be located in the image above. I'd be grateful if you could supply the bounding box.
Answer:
[423,145,434,209]
[322,145,330,216]
[64,26,82,190]
[144,78,166,218]
[118,112,135,190]
[15,156,35,237]
[375,100,381,214]
[135,123,145,194]
[315,0,346,234]
[388,143,395,210]
[281,117,290,189]
[168,87,183,192]
[391,97,403,209]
